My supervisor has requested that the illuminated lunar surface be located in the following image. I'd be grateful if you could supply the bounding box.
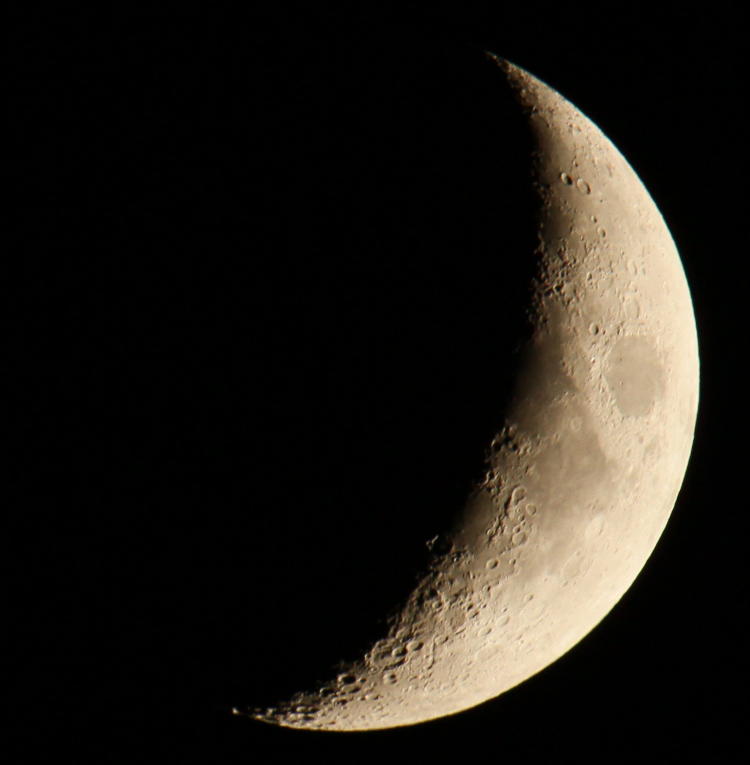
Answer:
[236,56,699,731]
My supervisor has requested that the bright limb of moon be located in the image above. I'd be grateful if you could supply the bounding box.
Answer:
[238,56,699,731]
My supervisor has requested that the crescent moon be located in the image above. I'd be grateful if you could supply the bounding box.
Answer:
[237,55,699,731]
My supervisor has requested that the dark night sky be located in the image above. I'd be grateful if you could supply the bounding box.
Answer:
[9,5,746,763]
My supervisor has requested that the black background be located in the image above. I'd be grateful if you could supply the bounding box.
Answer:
[9,4,745,763]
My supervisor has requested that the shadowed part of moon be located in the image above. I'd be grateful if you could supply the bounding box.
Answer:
[228,45,541,706]
[605,336,664,417]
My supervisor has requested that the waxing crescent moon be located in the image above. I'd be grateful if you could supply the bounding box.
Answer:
[237,55,699,731]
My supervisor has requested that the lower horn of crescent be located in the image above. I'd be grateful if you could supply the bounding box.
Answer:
[238,56,699,731]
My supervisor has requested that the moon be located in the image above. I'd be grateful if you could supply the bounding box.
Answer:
[236,55,699,731]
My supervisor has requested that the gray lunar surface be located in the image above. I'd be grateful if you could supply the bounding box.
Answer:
[239,56,700,731]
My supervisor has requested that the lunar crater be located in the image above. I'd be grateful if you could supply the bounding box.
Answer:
[605,335,664,417]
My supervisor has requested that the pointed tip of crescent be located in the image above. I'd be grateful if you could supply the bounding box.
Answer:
[483,51,522,74]
[234,705,315,731]
[483,50,509,69]
[482,52,535,94]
